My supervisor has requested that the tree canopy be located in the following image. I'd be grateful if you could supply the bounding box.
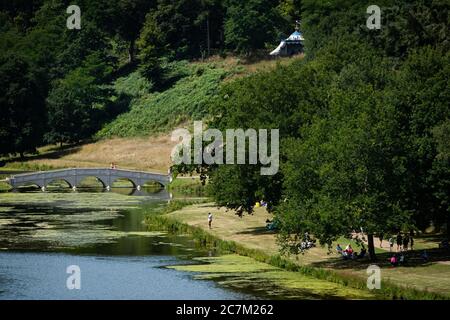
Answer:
[174,0,450,260]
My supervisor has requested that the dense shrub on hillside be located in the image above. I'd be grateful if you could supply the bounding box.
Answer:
[97,64,229,137]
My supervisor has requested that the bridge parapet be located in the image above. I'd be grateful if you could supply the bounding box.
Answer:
[7,168,171,190]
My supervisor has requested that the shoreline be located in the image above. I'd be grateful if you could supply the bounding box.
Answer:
[144,201,449,300]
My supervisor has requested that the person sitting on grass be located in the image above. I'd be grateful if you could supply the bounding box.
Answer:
[421,250,429,262]
[345,244,353,255]
[342,250,349,260]
[336,244,343,255]
[399,253,406,265]
[390,254,398,267]
[358,247,367,259]
[439,239,449,249]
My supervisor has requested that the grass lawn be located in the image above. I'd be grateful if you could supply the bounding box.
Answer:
[166,203,450,298]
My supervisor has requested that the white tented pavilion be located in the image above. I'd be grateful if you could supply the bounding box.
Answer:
[270,30,304,56]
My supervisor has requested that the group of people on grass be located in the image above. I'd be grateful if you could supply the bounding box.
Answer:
[336,243,367,260]
[390,250,429,267]
[379,231,415,252]
[299,232,316,250]
[255,200,268,208]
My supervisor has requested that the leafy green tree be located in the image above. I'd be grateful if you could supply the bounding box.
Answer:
[391,47,450,232]
[138,0,224,86]
[0,54,46,157]
[0,0,43,31]
[45,55,110,146]
[175,45,333,212]
[139,0,213,61]
[114,0,155,63]
[302,0,449,59]
[278,86,411,260]
[224,0,283,55]
[184,33,448,260]
[431,119,450,239]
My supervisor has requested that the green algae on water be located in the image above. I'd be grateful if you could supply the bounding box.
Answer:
[167,254,378,300]
[0,191,165,250]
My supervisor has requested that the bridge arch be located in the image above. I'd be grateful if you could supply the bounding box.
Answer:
[111,177,137,189]
[46,179,73,189]
[140,179,166,190]
[77,176,106,188]
[16,182,42,189]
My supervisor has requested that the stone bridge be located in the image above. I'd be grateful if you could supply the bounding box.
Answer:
[5,168,172,191]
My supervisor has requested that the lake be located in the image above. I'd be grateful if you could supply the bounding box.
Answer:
[0,189,253,300]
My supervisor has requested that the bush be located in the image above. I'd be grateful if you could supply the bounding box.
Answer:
[97,64,229,138]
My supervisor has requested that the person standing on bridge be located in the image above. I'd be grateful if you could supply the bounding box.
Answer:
[208,212,213,229]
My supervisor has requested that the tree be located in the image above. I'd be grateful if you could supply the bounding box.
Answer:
[278,85,412,261]
[224,0,283,55]
[114,0,155,63]
[0,54,46,157]
[391,47,450,233]
[139,0,223,61]
[45,55,110,146]
[277,0,303,34]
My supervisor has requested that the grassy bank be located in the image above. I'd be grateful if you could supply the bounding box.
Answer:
[97,56,304,139]
[1,135,175,173]
[0,181,11,192]
[168,176,205,196]
[144,202,449,300]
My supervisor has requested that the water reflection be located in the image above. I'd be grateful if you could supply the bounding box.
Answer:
[12,185,170,198]
[0,191,171,252]
[0,188,255,300]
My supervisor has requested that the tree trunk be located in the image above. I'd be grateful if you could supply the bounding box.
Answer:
[368,233,377,261]
[128,39,135,64]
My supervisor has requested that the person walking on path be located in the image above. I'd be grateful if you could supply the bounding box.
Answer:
[208,212,213,229]
[403,235,410,251]
[389,236,394,252]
